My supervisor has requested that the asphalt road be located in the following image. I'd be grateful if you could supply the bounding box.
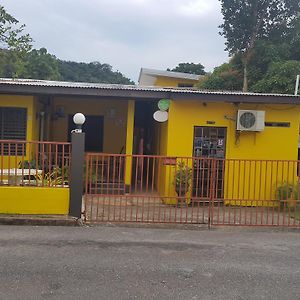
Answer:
[0,225,300,300]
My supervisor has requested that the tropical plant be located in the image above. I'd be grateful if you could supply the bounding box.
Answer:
[53,166,69,185]
[174,162,193,197]
[35,170,63,187]
[276,182,299,209]
[18,159,40,169]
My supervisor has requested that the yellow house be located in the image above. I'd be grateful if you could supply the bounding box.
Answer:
[0,70,300,212]
[138,68,203,88]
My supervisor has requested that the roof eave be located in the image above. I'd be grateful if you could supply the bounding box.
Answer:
[0,83,299,104]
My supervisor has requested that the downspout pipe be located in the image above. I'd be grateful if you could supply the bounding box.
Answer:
[39,111,45,141]
[295,75,300,96]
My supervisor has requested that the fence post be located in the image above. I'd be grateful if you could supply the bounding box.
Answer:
[69,131,85,218]
[208,159,217,228]
[69,132,85,218]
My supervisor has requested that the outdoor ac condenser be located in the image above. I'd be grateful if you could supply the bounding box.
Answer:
[236,110,265,131]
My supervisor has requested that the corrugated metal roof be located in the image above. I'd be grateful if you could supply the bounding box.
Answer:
[0,77,298,98]
[138,68,202,85]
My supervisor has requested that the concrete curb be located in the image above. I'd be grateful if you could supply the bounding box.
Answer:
[87,222,300,232]
[0,215,82,226]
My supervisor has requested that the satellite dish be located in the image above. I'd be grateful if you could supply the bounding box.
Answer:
[158,99,170,111]
[153,110,168,122]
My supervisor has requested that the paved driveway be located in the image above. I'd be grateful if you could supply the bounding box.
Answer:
[0,225,300,299]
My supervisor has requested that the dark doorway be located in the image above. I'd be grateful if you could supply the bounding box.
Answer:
[192,126,227,200]
[133,101,156,155]
[132,101,156,191]
[68,115,104,152]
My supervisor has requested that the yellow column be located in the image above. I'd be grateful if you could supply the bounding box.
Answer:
[125,100,135,187]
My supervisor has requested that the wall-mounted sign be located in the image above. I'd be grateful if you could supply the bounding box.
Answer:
[163,157,177,165]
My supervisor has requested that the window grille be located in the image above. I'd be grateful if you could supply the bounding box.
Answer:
[0,107,27,155]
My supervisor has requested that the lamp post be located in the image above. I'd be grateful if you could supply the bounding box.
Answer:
[69,113,86,218]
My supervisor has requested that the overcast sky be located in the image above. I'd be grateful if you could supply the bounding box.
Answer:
[1,0,229,82]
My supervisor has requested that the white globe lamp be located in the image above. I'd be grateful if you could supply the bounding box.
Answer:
[73,113,86,133]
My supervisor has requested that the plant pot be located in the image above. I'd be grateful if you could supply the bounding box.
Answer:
[175,186,189,206]
[287,198,297,210]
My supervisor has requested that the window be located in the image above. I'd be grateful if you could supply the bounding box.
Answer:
[265,122,290,127]
[0,107,27,155]
[0,107,27,140]
[178,83,194,88]
[193,126,226,158]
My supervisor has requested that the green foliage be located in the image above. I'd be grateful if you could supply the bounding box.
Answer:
[198,20,300,94]
[21,48,60,80]
[54,166,69,184]
[252,60,300,94]
[0,5,32,52]
[35,171,63,187]
[0,5,133,83]
[0,48,134,84]
[247,40,291,84]
[276,182,299,210]
[276,183,298,200]
[174,162,192,196]
[219,0,300,56]
[18,159,40,169]
[168,63,206,75]
[198,62,243,91]
[219,0,300,91]
[18,159,69,185]
[288,17,300,61]
[58,60,134,84]
[0,5,32,78]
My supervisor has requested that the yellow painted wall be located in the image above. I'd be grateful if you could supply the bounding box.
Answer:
[32,96,39,141]
[51,97,128,154]
[0,186,69,214]
[159,100,300,205]
[223,159,297,206]
[156,121,170,196]
[0,94,37,142]
[154,76,199,87]
[0,95,38,168]
[125,100,135,186]
[167,101,299,159]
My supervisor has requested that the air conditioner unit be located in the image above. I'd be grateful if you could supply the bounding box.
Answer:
[236,110,265,131]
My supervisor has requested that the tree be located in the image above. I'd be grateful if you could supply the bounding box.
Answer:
[288,17,300,60]
[247,40,290,86]
[58,60,134,84]
[0,5,33,77]
[0,5,32,51]
[167,63,206,75]
[198,62,243,91]
[251,60,300,94]
[21,48,60,80]
[219,0,300,92]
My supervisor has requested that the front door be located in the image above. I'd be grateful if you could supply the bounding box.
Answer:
[68,115,104,152]
[192,126,227,200]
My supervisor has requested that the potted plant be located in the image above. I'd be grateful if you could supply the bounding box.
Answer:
[35,170,63,187]
[276,182,298,210]
[174,162,192,205]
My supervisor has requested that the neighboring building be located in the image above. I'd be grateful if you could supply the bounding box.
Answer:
[138,68,202,87]
[0,70,300,208]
